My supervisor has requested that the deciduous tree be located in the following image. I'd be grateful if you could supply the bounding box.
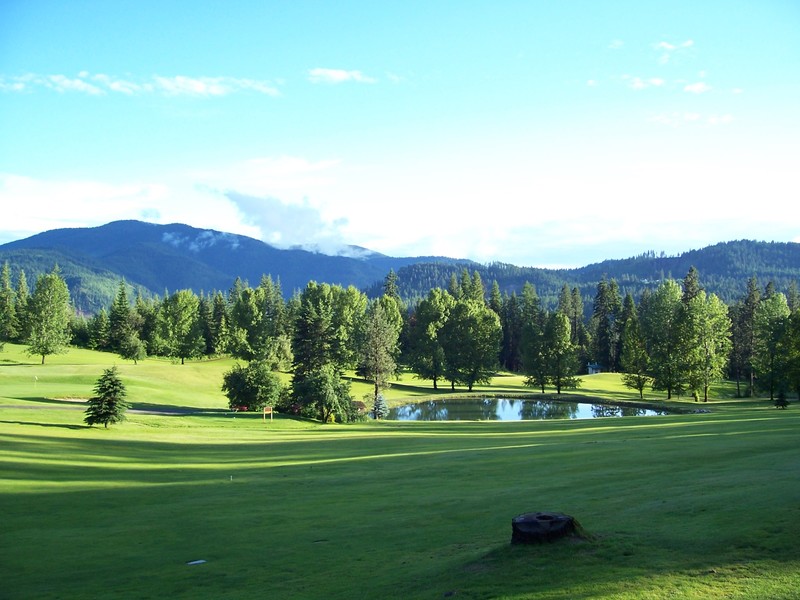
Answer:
[620,306,652,399]
[27,266,72,364]
[406,288,453,389]
[641,279,683,399]
[544,311,581,394]
[157,289,204,364]
[221,360,283,412]
[753,292,791,401]
[440,298,501,391]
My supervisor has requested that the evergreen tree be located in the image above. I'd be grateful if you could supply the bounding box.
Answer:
[620,307,652,399]
[489,281,503,317]
[84,366,129,428]
[357,301,400,407]
[210,291,230,354]
[88,308,111,351]
[383,269,401,303]
[13,269,30,343]
[469,271,485,303]
[372,393,389,420]
[292,282,335,385]
[499,291,523,372]
[70,314,91,348]
[557,284,572,316]
[592,277,622,371]
[290,282,365,410]
[0,261,17,344]
[520,283,547,393]
[108,280,131,352]
[729,277,760,397]
[293,363,354,422]
[27,266,72,364]
[787,281,799,313]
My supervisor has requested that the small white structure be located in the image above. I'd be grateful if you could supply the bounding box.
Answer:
[587,362,602,375]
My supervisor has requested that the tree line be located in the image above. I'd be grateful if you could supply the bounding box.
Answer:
[2,260,798,422]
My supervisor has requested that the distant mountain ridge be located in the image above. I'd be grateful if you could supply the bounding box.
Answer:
[1,220,798,314]
[0,220,472,312]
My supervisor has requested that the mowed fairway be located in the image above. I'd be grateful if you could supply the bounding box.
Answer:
[1,345,799,599]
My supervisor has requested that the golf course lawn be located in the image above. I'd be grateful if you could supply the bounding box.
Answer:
[1,344,798,599]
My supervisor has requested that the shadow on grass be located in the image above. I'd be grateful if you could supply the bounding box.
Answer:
[0,419,87,430]
[4,396,234,418]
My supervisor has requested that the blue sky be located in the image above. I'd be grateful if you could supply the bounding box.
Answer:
[2,1,799,268]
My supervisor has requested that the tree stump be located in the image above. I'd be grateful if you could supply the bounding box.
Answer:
[511,511,583,544]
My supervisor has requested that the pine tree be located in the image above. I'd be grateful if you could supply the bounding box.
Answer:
[84,367,129,428]
[357,301,400,407]
[372,393,389,420]
[592,277,622,372]
[520,283,547,393]
[14,269,30,342]
[88,308,111,350]
[108,280,131,352]
[0,261,17,344]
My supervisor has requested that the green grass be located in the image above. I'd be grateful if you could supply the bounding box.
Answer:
[1,344,799,599]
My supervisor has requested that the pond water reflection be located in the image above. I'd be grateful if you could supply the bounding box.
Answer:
[387,398,667,421]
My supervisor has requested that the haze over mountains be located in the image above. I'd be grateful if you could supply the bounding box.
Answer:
[1,220,798,314]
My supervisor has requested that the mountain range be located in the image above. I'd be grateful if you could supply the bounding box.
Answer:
[1,220,798,314]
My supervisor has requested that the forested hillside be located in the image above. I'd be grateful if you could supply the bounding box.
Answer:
[1,220,798,314]
[0,220,463,312]
[368,240,800,314]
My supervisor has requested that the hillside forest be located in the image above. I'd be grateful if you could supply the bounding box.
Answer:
[1,260,798,421]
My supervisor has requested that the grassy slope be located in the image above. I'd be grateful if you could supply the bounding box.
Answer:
[1,344,799,599]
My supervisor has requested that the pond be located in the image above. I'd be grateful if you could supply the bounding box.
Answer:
[387,398,667,421]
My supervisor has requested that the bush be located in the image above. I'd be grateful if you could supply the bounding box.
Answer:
[221,361,284,412]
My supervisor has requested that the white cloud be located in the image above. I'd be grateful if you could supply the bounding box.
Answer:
[0,72,280,97]
[648,111,730,127]
[0,172,257,244]
[225,192,353,254]
[656,39,694,64]
[684,81,712,94]
[625,76,666,90]
[707,114,733,125]
[195,156,341,199]
[308,68,377,84]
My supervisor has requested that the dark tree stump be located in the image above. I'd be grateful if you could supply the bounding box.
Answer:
[511,511,583,544]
